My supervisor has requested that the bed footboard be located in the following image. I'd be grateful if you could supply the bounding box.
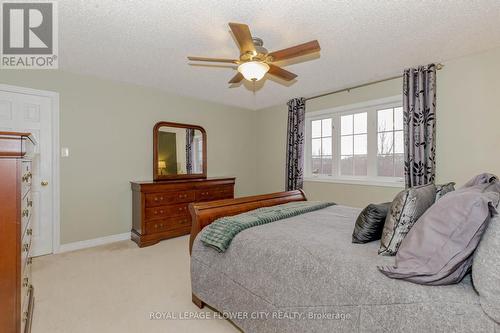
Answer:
[188,190,307,254]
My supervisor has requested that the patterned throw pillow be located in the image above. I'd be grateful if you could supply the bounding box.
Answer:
[435,182,456,201]
[379,183,436,256]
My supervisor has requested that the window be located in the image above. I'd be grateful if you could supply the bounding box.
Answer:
[377,107,404,177]
[305,96,404,187]
[311,118,332,175]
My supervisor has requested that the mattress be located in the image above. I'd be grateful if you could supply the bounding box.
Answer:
[191,205,497,333]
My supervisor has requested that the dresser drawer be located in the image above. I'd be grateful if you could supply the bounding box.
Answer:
[21,261,32,311]
[145,216,191,234]
[195,185,234,202]
[145,203,189,220]
[145,191,195,207]
[21,229,32,275]
[20,286,34,333]
[21,161,32,197]
[21,190,32,237]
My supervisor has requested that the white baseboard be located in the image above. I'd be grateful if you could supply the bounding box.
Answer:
[56,232,131,254]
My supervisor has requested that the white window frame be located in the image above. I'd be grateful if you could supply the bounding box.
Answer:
[304,95,404,188]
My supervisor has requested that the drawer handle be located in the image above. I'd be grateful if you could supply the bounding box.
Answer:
[22,172,33,182]
[23,243,29,252]
[28,200,33,207]
[22,209,29,217]
[180,219,189,224]
[23,277,29,287]
[178,207,186,211]
[27,228,33,236]
[27,258,33,265]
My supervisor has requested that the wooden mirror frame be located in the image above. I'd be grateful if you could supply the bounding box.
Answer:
[153,121,207,181]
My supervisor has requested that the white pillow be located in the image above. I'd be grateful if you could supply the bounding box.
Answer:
[473,213,500,323]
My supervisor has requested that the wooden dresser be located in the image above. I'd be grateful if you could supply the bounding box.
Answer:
[130,177,235,247]
[0,132,36,333]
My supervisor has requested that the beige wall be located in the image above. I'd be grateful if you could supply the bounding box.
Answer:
[256,47,500,207]
[0,71,258,244]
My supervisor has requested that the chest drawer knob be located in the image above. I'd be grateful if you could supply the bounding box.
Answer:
[28,200,33,207]
[23,243,29,252]
[27,228,33,236]
[22,209,29,217]
[27,258,33,265]
[22,277,29,287]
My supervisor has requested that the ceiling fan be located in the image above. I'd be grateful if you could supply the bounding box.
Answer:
[187,23,321,84]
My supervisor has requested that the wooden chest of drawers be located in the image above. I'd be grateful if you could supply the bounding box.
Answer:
[0,132,36,333]
[130,177,235,247]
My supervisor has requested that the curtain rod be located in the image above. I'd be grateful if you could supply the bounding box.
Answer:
[305,63,444,102]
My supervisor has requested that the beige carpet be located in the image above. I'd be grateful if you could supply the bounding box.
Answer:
[32,235,239,333]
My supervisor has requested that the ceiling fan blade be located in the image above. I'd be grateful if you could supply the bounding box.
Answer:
[187,56,238,63]
[228,72,244,84]
[268,40,320,62]
[228,23,256,54]
[268,64,297,81]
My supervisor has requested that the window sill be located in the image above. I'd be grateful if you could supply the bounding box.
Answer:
[304,176,405,188]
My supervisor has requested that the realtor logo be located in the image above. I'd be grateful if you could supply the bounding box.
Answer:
[1,1,58,69]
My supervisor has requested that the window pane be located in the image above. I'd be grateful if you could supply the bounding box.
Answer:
[394,154,404,177]
[341,156,353,176]
[322,118,332,137]
[354,155,368,176]
[377,155,394,177]
[341,115,353,135]
[394,107,404,130]
[378,132,394,155]
[353,112,367,134]
[321,156,333,175]
[394,131,404,154]
[322,137,332,155]
[311,120,322,138]
[311,157,321,175]
[341,135,353,155]
[312,138,321,156]
[353,134,367,155]
[378,108,393,132]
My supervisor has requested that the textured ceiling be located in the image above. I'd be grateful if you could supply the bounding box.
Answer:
[60,0,500,110]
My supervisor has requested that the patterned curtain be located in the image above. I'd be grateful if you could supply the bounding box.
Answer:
[285,97,306,191]
[186,128,195,174]
[403,64,437,188]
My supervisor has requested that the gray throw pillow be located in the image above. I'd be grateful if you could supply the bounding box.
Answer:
[379,184,436,256]
[435,182,455,201]
[473,213,500,323]
[379,185,499,285]
[352,203,390,244]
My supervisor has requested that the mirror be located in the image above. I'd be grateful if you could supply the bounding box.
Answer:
[153,122,207,180]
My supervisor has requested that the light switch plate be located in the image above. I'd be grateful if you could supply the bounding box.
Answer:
[61,147,69,157]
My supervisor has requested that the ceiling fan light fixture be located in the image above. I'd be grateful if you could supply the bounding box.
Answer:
[237,61,270,81]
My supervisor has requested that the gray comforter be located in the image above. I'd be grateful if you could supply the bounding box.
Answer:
[191,205,498,333]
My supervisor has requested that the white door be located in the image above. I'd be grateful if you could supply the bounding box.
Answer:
[0,90,53,256]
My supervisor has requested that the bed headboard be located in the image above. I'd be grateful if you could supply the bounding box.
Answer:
[189,190,307,253]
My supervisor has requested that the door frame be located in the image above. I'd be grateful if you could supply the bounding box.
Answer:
[0,84,61,254]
